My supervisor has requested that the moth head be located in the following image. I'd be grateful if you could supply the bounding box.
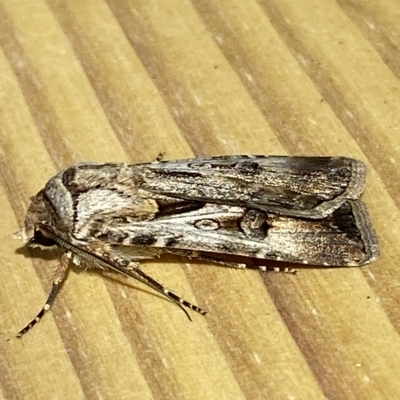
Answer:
[15,190,59,249]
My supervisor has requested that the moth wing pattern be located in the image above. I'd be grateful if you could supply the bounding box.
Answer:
[90,199,379,268]
[136,156,366,218]
[15,155,379,337]
[39,156,376,268]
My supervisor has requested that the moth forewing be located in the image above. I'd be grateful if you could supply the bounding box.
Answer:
[15,156,379,337]
[137,156,366,218]
[97,200,378,267]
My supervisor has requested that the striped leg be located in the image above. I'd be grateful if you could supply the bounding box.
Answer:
[178,252,298,274]
[16,251,71,338]
[257,265,298,274]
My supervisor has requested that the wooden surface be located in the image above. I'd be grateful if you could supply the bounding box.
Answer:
[1,1,400,399]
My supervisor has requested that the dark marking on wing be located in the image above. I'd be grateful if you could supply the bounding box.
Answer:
[130,234,157,246]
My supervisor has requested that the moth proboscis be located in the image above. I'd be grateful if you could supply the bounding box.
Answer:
[14,155,379,337]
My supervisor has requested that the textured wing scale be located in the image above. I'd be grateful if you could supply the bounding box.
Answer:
[135,156,366,218]
[88,199,378,267]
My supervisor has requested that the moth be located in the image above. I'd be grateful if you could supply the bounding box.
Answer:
[15,156,379,337]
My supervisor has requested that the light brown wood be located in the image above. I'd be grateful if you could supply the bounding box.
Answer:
[1,0,399,399]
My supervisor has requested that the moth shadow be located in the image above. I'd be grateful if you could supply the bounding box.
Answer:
[14,244,60,262]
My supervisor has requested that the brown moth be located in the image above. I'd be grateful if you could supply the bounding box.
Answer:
[15,156,379,337]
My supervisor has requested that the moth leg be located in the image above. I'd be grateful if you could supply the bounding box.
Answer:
[164,249,246,269]
[259,265,298,274]
[154,151,165,162]
[176,251,298,274]
[16,251,71,338]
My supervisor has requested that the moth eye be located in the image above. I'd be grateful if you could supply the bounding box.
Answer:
[33,229,57,247]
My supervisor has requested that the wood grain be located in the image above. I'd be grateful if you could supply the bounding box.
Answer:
[1,0,399,399]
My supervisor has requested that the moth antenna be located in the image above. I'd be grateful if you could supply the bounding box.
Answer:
[37,225,207,321]
[164,290,207,317]
[130,266,207,317]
